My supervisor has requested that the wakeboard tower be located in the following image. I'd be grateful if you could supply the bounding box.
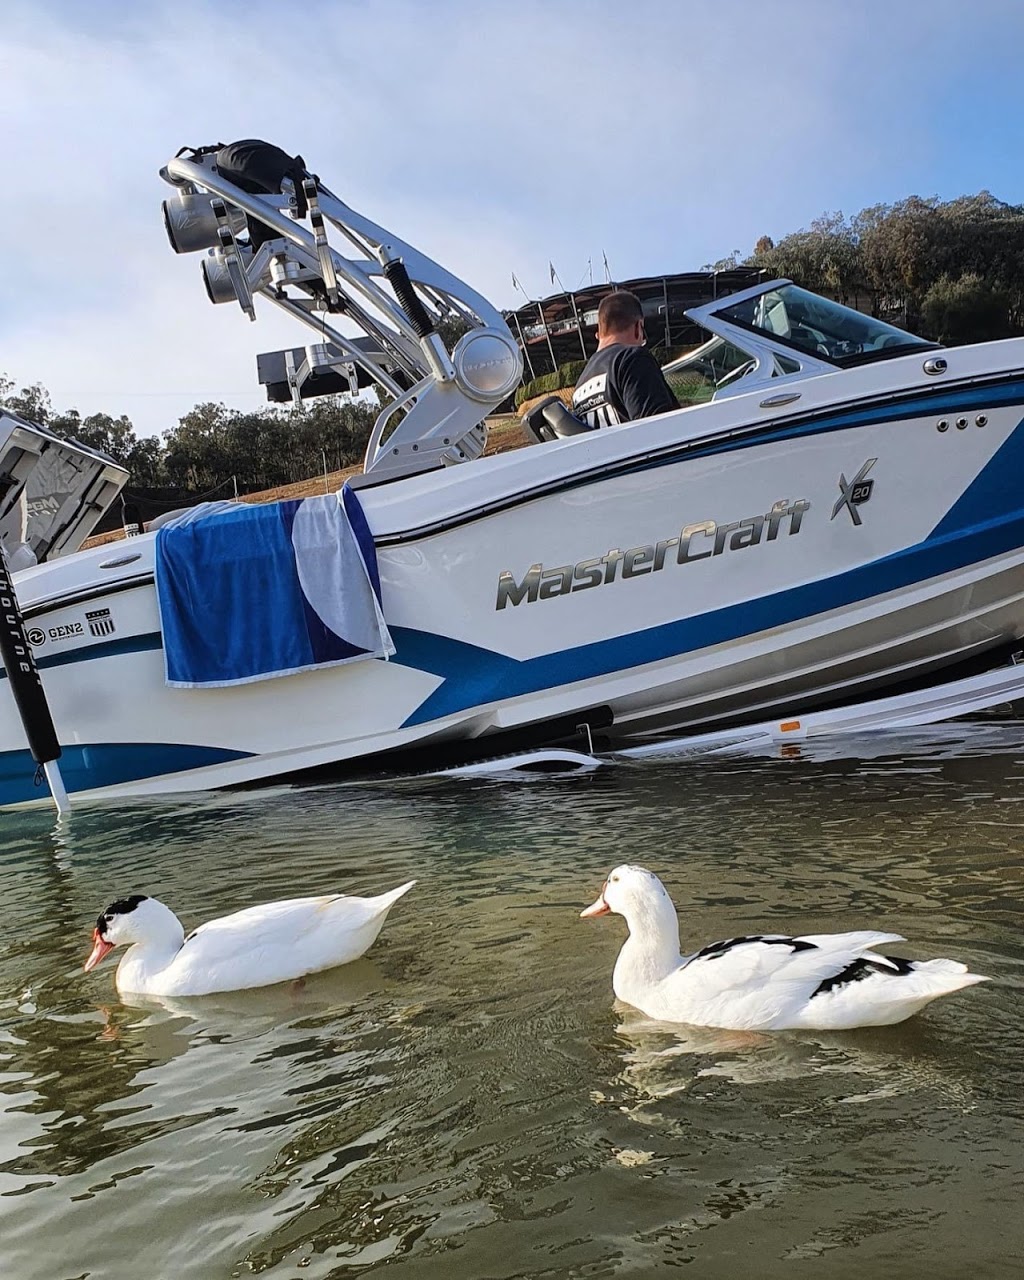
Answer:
[160,139,523,482]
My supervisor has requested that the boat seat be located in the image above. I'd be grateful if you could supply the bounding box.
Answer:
[521,396,595,445]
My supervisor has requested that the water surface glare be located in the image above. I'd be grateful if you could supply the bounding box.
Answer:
[1,729,1023,1278]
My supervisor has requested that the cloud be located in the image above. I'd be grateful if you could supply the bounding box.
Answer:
[1,0,1023,435]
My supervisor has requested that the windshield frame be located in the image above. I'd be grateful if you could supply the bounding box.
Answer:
[711,283,939,370]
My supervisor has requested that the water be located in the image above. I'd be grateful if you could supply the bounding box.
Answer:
[1,728,1023,1279]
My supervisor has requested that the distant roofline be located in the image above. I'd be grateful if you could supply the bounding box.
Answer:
[503,267,766,325]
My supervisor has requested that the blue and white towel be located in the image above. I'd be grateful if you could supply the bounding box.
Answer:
[154,486,394,688]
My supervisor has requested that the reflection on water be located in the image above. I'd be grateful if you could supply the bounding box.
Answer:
[1,726,1023,1277]
[613,1010,981,1102]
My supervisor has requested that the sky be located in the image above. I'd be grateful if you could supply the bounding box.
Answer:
[3,0,1024,438]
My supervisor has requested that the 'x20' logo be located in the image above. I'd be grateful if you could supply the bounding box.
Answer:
[831,458,877,526]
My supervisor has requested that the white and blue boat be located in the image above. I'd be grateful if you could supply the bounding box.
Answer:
[4,139,1024,808]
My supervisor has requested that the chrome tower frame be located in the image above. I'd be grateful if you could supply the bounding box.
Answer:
[161,151,523,483]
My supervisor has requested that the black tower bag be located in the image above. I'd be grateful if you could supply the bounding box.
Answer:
[215,139,310,247]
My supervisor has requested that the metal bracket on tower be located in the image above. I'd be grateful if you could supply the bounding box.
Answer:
[284,349,302,408]
[210,198,255,320]
[285,344,360,406]
[339,360,359,395]
[304,179,340,309]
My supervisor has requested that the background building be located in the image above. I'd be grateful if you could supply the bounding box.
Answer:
[504,268,764,380]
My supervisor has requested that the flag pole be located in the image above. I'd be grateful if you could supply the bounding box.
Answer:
[510,309,536,382]
[510,271,541,381]
[550,262,588,361]
[537,300,558,375]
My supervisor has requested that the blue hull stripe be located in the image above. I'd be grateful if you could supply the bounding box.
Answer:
[0,742,252,808]
[375,380,1024,544]
[396,414,1024,725]
[502,379,1024,508]
[627,378,1024,476]
[0,633,163,683]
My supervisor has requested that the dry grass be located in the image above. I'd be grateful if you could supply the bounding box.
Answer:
[516,387,575,416]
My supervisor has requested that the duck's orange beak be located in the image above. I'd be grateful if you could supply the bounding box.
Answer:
[84,928,114,972]
[580,882,611,918]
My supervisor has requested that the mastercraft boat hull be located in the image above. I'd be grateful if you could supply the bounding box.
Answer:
[5,346,1024,808]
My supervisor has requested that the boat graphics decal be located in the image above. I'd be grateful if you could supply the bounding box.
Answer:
[831,459,877,525]
[85,607,116,638]
[0,741,253,808]
[39,620,85,644]
[398,412,1024,725]
[0,632,163,683]
[496,499,811,611]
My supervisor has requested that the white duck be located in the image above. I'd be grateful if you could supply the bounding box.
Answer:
[83,881,415,997]
[581,865,988,1031]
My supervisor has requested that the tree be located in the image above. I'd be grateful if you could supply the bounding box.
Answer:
[161,402,234,491]
[49,410,138,462]
[701,251,743,271]
[749,212,862,302]
[158,396,377,494]
[0,379,53,425]
[126,436,167,487]
[920,274,1011,346]
[747,192,1024,338]
[0,376,158,481]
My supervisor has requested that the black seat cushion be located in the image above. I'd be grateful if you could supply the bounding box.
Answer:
[521,396,594,444]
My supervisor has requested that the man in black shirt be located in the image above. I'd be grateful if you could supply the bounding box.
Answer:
[572,290,679,428]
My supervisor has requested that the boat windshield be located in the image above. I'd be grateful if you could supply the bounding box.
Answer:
[715,283,935,367]
[662,335,756,402]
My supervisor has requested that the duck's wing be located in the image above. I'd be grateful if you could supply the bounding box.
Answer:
[184,895,343,950]
[185,883,416,951]
[663,931,907,1028]
[794,930,906,954]
[164,884,415,994]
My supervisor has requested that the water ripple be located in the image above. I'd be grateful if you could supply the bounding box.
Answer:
[0,730,1022,1276]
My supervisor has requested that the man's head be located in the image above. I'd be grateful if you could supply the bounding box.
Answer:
[597,290,646,348]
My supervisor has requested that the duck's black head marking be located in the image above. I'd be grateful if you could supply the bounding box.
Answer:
[96,894,149,936]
